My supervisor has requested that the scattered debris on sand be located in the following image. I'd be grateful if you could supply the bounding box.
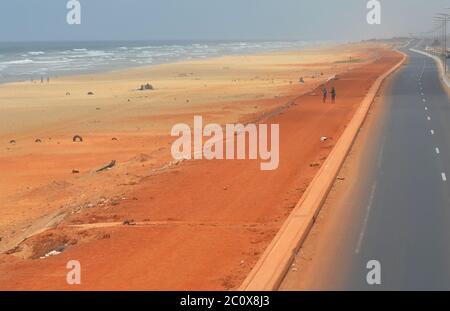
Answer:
[320,136,329,142]
[139,83,154,91]
[72,169,80,174]
[73,135,83,143]
[40,246,65,259]
[87,92,95,95]
[35,139,42,143]
[9,140,16,144]
[99,233,111,240]
[96,160,116,173]
[122,219,136,226]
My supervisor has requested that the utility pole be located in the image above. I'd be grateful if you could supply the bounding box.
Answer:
[433,18,442,57]
[446,9,450,75]
[443,15,447,74]
[434,13,448,74]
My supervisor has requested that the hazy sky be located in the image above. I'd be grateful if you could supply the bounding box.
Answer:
[0,0,448,42]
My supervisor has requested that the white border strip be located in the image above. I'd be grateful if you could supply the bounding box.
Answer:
[410,48,450,89]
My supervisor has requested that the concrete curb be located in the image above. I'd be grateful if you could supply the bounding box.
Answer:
[409,49,450,89]
[239,51,407,291]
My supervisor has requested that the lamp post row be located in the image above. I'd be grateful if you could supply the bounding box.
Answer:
[433,10,449,74]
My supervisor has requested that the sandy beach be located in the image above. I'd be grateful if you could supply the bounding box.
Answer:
[0,42,402,290]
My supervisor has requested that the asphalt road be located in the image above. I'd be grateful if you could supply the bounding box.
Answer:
[281,49,450,291]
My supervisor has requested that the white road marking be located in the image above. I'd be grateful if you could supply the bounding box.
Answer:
[425,107,428,111]
[427,116,431,121]
[377,136,386,169]
[431,130,435,135]
[421,92,424,96]
[442,173,447,182]
[423,99,427,103]
[355,181,378,254]
[436,148,440,154]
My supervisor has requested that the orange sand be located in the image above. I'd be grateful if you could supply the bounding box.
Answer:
[0,43,402,290]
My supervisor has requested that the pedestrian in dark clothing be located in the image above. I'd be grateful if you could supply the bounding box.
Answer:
[322,87,327,103]
[331,87,336,103]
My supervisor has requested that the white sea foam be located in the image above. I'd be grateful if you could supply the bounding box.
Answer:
[1,59,34,65]
[0,40,321,84]
[28,51,45,56]
[69,50,114,58]
[33,59,73,65]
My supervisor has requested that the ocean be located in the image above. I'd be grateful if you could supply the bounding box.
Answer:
[0,40,321,84]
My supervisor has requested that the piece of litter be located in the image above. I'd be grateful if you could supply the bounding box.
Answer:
[41,250,62,259]
[123,219,136,226]
[96,160,116,173]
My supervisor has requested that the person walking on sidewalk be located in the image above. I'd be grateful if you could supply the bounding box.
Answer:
[321,87,328,103]
[331,87,337,103]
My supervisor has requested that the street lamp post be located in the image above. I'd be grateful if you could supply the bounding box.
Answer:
[434,13,448,74]
[439,13,449,74]
[432,18,443,57]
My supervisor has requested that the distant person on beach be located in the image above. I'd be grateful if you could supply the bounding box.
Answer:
[40,76,43,83]
[331,87,336,103]
[47,77,50,83]
[322,88,327,103]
